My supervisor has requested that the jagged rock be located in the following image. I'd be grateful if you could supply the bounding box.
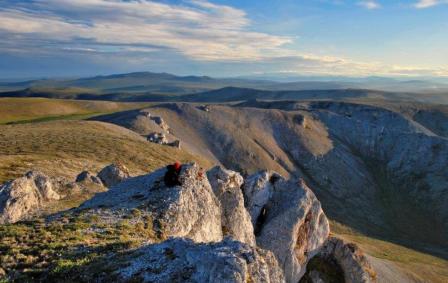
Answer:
[254,177,330,283]
[147,133,181,148]
[76,171,102,185]
[147,132,168,144]
[150,116,170,131]
[207,166,256,246]
[242,170,282,227]
[97,163,130,187]
[81,163,223,243]
[0,171,60,224]
[301,237,376,283]
[111,238,285,283]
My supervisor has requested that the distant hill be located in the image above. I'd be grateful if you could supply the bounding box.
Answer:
[0,72,274,96]
[183,87,448,104]
[0,71,447,104]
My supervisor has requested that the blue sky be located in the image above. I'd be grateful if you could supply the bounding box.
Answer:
[0,0,447,78]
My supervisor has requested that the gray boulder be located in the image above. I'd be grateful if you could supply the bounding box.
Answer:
[97,163,130,187]
[113,238,285,283]
[242,170,282,227]
[76,171,103,185]
[0,171,60,224]
[207,166,256,246]
[253,176,330,283]
[147,132,168,144]
[302,237,376,283]
[81,163,223,243]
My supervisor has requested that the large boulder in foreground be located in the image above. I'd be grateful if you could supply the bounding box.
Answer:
[110,238,285,283]
[207,166,256,246]
[249,174,330,283]
[0,171,60,224]
[301,237,376,283]
[81,163,223,243]
[97,163,130,187]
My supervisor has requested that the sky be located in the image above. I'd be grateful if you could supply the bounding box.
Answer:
[0,0,447,79]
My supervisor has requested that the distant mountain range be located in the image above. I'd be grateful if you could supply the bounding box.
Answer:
[0,71,447,104]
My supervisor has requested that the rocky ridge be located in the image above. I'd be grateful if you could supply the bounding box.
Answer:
[0,162,375,282]
[0,163,129,224]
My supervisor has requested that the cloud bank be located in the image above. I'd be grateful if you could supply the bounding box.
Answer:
[0,0,447,77]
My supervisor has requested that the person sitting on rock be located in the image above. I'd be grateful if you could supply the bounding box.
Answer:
[164,161,182,187]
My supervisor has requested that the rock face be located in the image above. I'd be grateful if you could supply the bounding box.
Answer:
[247,174,330,283]
[302,237,376,283]
[82,163,223,243]
[150,116,170,132]
[97,163,130,187]
[113,238,285,283]
[242,170,281,227]
[0,171,60,224]
[207,166,256,246]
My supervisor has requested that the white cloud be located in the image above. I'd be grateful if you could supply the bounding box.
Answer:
[0,0,290,61]
[414,0,448,8]
[358,1,381,9]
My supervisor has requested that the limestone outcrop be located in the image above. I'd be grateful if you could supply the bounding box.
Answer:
[75,170,103,185]
[97,163,130,187]
[301,237,376,283]
[147,132,169,144]
[242,170,281,227]
[112,238,285,283]
[1,162,376,282]
[0,171,60,224]
[244,172,330,283]
[81,163,223,243]
[207,166,256,246]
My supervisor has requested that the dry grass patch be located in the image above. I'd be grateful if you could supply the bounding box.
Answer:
[0,120,210,183]
[0,97,148,124]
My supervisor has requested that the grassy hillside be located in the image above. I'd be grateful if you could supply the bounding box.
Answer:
[0,98,148,124]
[0,120,210,184]
[331,222,448,283]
